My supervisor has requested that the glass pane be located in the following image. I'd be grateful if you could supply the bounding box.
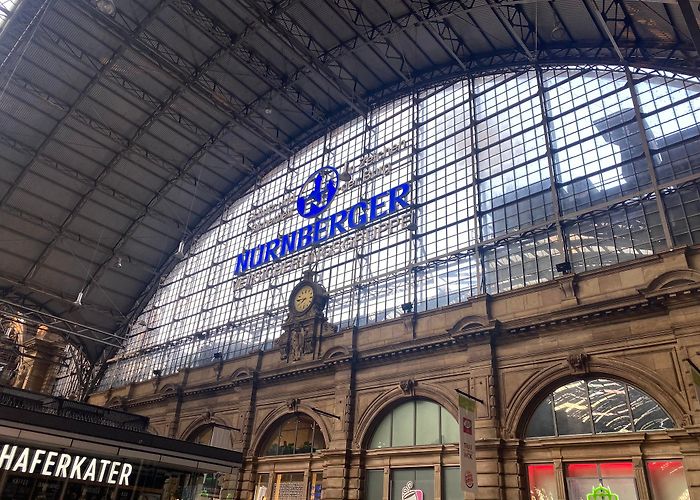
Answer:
[553,380,592,435]
[629,386,674,431]
[366,469,384,500]
[370,412,392,449]
[415,400,440,445]
[391,468,434,500]
[588,379,632,433]
[566,463,598,478]
[255,473,269,500]
[391,402,416,447]
[528,464,559,500]
[440,406,459,444]
[599,462,634,477]
[272,473,306,500]
[442,467,462,500]
[526,396,556,437]
[646,461,689,500]
[295,418,315,453]
[309,471,323,500]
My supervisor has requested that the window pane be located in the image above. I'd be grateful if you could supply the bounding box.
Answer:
[528,464,559,500]
[442,467,462,500]
[391,468,434,500]
[599,462,634,477]
[272,473,306,500]
[588,379,632,433]
[646,461,689,500]
[526,396,555,437]
[370,412,392,449]
[309,471,323,500]
[365,470,384,500]
[553,381,592,435]
[440,407,459,444]
[416,400,440,445]
[629,386,674,431]
[391,402,416,447]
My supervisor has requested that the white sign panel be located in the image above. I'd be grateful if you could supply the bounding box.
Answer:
[458,394,478,495]
[0,444,133,485]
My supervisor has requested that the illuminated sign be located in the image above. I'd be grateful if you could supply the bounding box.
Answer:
[401,481,423,500]
[232,140,412,289]
[0,444,133,486]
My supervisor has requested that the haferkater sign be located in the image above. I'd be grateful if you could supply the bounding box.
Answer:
[0,444,133,485]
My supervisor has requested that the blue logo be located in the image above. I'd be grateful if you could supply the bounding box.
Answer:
[296,166,338,218]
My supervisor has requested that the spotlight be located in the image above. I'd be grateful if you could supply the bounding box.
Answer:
[339,169,351,182]
[95,0,116,16]
[264,106,273,115]
[213,352,222,359]
[115,256,123,268]
[152,369,162,377]
[195,332,206,340]
[551,21,565,41]
[401,302,413,313]
[74,291,84,306]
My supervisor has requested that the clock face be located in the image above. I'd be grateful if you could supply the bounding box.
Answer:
[293,285,314,312]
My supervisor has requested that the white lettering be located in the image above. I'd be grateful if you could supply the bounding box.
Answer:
[119,463,132,486]
[107,461,120,484]
[83,458,97,482]
[12,448,29,472]
[41,451,58,476]
[55,453,71,478]
[69,455,87,480]
[98,459,111,482]
[0,444,17,470]
[28,449,46,474]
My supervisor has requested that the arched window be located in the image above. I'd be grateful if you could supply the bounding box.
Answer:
[368,399,459,449]
[526,378,674,438]
[187,425,214,445]
[261,414,325,456]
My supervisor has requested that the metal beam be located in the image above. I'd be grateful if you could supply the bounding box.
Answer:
[237,0,371,116]
[177,0,328,126]
[73,0,295,160]
[583,0,625,62]
[0,0,171,214]
[678,0,700,54]
[0,296,123,348]
[486,0,535,61]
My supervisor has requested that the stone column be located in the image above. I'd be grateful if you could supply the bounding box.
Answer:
[17,329,64,393]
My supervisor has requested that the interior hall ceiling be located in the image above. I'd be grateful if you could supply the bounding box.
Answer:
[0,0,698,359]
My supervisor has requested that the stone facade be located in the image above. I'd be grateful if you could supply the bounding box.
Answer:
[89,246,700,499]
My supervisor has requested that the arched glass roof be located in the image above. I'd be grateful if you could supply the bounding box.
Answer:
[101,64,700,389]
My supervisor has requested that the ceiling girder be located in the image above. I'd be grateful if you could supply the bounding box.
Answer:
[32,24,255,175]
[238,0,371,116]
[486,0,535,61]
[177,0,328,127]
[583,0,625,62]
[407,0,467,71]
[74,0,295,160]
[677,0,700,54]
[0,296,123,348]
[0,0,172,216]
[331,0,415,82]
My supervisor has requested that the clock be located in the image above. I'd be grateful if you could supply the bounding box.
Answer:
[293,285,315,313]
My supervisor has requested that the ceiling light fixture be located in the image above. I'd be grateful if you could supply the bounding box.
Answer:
[174,241,186,260]
[95,0,116,16]
[74,291,84,306]
[115,256,123,268]
[551,21,565,41]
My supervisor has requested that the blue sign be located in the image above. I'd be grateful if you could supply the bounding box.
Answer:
[296,166,338,218]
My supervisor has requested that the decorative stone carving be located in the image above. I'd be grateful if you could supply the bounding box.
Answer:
[567,352,590,374]
[399,378,416,396]
[286,398,300,412]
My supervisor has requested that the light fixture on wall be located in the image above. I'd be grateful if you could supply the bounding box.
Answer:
[556,261,572,274]
[95,0,116,16]
[339,169,351,182]
[174,241,186,260]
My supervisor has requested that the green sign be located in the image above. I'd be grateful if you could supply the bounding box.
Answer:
[586,485,619,500]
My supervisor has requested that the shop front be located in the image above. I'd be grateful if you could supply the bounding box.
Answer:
[0,386,241,499]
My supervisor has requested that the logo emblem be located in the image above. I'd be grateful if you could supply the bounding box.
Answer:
[297,166,338,218]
